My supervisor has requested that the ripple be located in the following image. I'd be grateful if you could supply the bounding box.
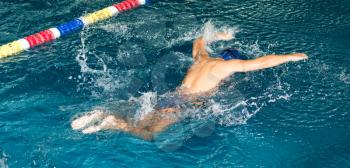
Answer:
[0,0,349,167]
[281,137,350,167]
[274,59,349,128]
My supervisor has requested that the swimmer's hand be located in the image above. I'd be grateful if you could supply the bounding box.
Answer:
[288,53,308,62]
[215,32,233,41]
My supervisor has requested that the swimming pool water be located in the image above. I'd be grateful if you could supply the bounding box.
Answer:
[1,0,350,167]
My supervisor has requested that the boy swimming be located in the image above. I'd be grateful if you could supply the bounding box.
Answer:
[71,31,308,140]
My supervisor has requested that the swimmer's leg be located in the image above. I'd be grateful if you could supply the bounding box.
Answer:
[148,116,178,134]
[74,108,178,141]
[71,109,107,130]
[136,108,179,134]
[82,114,154,140]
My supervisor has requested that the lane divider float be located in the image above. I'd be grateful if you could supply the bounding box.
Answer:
[0,0,151,58]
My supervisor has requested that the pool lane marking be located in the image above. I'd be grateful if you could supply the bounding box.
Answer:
[0,0,152,59]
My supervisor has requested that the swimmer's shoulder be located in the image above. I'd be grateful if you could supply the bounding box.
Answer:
[210,58,244,77]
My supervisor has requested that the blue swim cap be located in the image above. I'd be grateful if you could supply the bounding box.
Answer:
[219,49,246,61]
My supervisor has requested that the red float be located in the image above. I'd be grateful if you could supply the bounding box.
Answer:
[114,0,140,13]
[25,35,41,48]
[25,30,55,48]
[39,30,54,43]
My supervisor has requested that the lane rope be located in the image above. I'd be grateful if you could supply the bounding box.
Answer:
[0,0,152,58]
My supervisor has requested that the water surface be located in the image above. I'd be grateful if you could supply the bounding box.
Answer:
[0,0,350,167]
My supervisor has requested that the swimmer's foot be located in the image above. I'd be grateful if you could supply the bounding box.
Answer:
[71,110,106,130]
[82,115,130,134]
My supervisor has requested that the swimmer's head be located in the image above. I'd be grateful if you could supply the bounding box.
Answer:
[219,48,246,61]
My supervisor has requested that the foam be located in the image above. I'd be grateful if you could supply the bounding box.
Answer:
[76,29,107,74]
[132,92,158,121]
[74,29,131,97]
[340,69,350,84]
[0,152,8,168]
[99,23,129,35]
[202,21,239,45]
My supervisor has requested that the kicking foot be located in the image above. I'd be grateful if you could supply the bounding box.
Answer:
[82,115,130,134]
[82,125,102,134]
[71,110,106,130]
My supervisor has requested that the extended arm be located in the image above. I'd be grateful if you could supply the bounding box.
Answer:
[217,53,308,75]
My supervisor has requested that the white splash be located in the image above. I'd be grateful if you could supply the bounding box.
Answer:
[211,100,251,126]
[340,69,350,84]
[132,92,158,121]
[202,21,239,44]
[167,21,239,51]
[74,28,133,96]
[202,21,217,44]
[0,152,8,168]
[167,27,202,47]
[93,73,124,93]
[76,29,107,75]
[232,39,268,58]
[99,23,129,35]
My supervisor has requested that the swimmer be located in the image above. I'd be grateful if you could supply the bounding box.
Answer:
[71,31,308,140]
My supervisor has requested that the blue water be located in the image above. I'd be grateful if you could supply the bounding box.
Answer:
[1,0,350,167]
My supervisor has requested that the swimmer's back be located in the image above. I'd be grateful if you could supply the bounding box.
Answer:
[180,58,232,95]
